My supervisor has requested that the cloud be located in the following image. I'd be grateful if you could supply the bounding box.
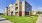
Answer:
[38,7,42,9]
[37,7,42,11]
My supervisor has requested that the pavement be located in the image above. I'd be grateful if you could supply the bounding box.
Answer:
[0,15,12,23]
[36,14,42,23]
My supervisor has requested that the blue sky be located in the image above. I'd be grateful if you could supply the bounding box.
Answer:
[0,0,42,13]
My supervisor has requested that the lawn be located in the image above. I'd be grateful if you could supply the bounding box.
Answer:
[2,15,38,23]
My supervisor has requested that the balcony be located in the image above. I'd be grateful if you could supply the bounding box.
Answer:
[15,9,18,12]
[15,3,18,7]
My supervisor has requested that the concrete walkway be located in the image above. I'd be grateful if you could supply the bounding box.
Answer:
[36,14,42,23]
[0,16,12,23]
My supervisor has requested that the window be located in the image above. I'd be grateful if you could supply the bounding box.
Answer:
[15,4,18,5]
[16,7,18,9]
[15,7,18,10]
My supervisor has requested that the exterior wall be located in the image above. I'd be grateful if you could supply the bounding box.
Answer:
[32,11,36,15]
[22,1,25,16]
[4,8,7,15]
[14,0,20,16]
[25,1,32,15]
[19,2,22,11]
[4,7,8,15]
[22,1,32,16]
[13,4,15,15]
[8,3,13,16]
[25,1,32,12]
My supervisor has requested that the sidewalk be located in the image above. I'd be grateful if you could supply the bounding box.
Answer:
[36,14,42,23]
[0,16,12,23]
[0,20,12,23]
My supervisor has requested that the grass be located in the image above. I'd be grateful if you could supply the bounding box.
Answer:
[2,15,38,23]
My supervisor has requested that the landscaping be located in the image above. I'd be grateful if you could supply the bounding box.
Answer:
[2,15,38,23]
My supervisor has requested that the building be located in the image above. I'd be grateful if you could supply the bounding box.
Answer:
[32,11,36,15]
[4,0,32,16]
[4,7,8,15]
[8,3,13,16]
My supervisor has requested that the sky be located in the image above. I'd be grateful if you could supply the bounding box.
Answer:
[0,0,42,13]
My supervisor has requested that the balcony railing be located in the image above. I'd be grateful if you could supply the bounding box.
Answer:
[15,9,18,12]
